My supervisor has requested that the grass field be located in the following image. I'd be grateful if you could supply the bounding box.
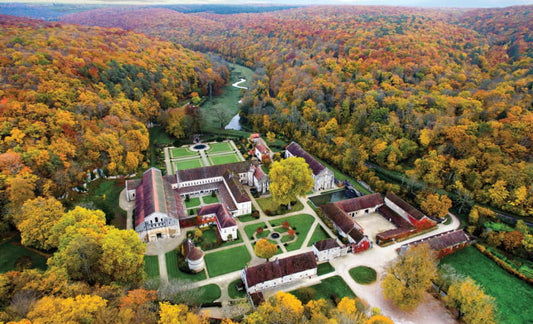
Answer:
[270,214,315,251]
[185,197,201,208]
[440,246,533,324]
[307,225,332,246]
[207,141,233,153]
[291,276,355,302]
[171,147,198,158]
[238,214,258,223]
[244,222,266,239]
[0,236,48,273]
[210,153,242,165]
[349,266,377,284]
[204,245,251,277]
[174,159,204,171]
[228,279,247,299]
[202,195,219,204]
[317,262,335,276]
[197,284,222,304]
[165,251,207,282]
[144,255,160,279]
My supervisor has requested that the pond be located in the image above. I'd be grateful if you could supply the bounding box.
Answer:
[224,113,241,130]
[192,144,207,150]
[309,189,359,206]
[271,232,280,239]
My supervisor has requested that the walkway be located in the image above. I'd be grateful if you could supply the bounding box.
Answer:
[232,78,248,89]
[118,189,134,230]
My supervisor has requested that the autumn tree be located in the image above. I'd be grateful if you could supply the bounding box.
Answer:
[158,302,208,324]
[254,238,278,262]
[419,193,452,220]
[245,291,304,324]
[15,197,64,250]
[26,295,108,324]
[269,157,314,209]
[445,277,497,324]
[381,244,438,311]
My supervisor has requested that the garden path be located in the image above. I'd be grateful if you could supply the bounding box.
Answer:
[118,189,134,230]
[198,149,210,166]
[163,147,172,174]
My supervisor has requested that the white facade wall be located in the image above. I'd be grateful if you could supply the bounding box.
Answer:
[218,224,238,241]
[178,176,223,188]
[385,198,411,223]
[245,268,317,294]
[236,201,252,216]
[126,188,136,201]
[187,257,205,273]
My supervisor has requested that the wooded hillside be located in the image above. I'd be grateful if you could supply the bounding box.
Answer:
[0,15,228,221]
[61,6,533,216]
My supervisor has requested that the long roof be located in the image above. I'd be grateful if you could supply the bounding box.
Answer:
[244,252,317,288]
[135,168,179,227]
[410,230,470,251]
[285,142,325,176]
[177,161,250,182]
[320,202,365,243]
[336,193,384,212]
[198,203,236,228]
[313,238,340,251]
[385,192,425,220]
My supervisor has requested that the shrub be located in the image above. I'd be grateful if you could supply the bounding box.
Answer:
[282,221,290,229]
[265,209,272,216]
[256,227,264,234]
[252,210,259,218]
[288,229,295,236]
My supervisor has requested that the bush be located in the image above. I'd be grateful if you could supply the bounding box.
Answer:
[252,210,260,218]
[265,209,272,216]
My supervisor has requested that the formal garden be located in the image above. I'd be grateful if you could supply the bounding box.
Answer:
[204,245,251,277]
[290,275,356,304]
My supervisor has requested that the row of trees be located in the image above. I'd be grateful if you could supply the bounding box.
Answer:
[382,244,496,323]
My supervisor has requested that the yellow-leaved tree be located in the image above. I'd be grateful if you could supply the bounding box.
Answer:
[269,157,314,209]
[253,238,278,262]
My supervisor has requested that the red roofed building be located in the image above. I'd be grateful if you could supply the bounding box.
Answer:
[285,142,334,191]
[182,238,205,273]
[385,192,437,230]
[398,230,470,258]
[250,134,273,162]
[242,252,318,294]
[197,203,238,241]
[312,238,348,262]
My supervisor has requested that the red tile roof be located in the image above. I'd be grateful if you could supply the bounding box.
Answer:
[198,203,236,228]
[256,143,270,154]
[320,202,366,244]
[335,193,384,212]
[385,192,425,220]
[286,142,325,176]
[313,238,340,251]
[183,238,203,261]
[244,252,317,288]
[377,205,414,229]
[410,230,470,251]
[177,161,250,182]
[253,165,266,180]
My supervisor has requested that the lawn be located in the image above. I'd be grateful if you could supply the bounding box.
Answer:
[441,246,533,324]
[143,255,160,279]
[174,158,203,171]
[228,279,247,299]
[0,236,48,273]
[317,262,335,276]
[202,195,219,204]
[199,228,243,250]
[171,146,198,158]
[291,276,355,302]
[256,196,304,215]
[349,266,377,284]
[238,214,258,223]
[244,222,266,239]
[307,225,332,246]
[185,197,201,208]
[204,245,251,277]
[207,141,233,153]
[197,284,221,304]
[210,153,242,165]
[165,251,207,282]
[271,214,315,251]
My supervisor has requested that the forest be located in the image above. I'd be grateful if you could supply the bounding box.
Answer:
[60,5,533,217]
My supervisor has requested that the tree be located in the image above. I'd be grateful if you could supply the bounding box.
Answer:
[269,157,314,209]
[16,197,64,250]
[419,193,452,220]
[245,291,304,324]
[158,302,208,324]
[99,227,146,285]
[381,244,437,311]
[333,297,367,324]
[445,278,496,324]
[26,295,107,324]
[254,238,278,262]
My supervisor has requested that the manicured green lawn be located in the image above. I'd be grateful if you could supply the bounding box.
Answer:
[228,279,247,299]
[0,236,48,273]
[171,146,198,158]
[185,197,201,208]
[202,195,219,204]
[165,251,207,282]
[441,246,533,324]
[317,262,335,276]
[207,141,233,153]
[307,225,331,246]
[143,255,160,279]
[256,196,304,215]
[238,213,257,223]
[198,228,243,250]
[291,276,355,302]
[175,159,203,171]
[244,222,266,239]
[270,214,315,251]
[210,153,242,165]
[197,284,221,304]
[204,245,251,277]
[349,266,377,284]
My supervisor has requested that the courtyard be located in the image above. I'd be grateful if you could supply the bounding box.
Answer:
[354,212,397,242]
[165,140,245,174]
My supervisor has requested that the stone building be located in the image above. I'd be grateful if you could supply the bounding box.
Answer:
[285,142,334,191]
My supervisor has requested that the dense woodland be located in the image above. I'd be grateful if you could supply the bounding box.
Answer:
[0,4,532,323]
[61,5,533,217]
